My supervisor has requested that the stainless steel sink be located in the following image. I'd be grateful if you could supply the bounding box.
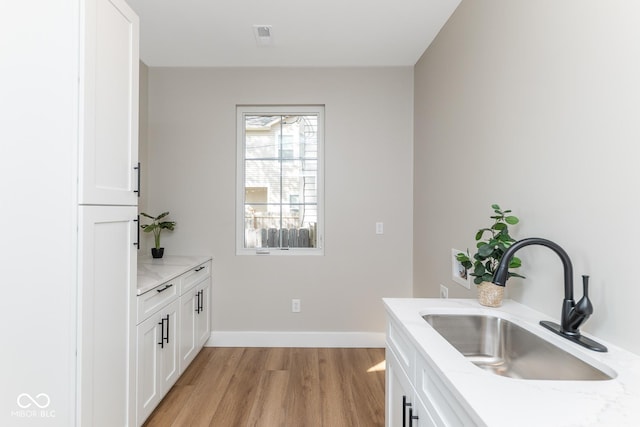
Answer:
[422,314,614,381]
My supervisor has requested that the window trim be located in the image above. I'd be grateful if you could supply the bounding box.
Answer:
[236,105,325,256]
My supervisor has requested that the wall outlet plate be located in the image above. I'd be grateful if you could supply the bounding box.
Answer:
[451,248,471,289]
[440,284,448,299]
[291,299,301,313]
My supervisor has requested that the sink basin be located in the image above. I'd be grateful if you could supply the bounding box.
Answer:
[422,314,614,381]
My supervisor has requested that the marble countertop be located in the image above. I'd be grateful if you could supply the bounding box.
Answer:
[383,298,640,427]
[137,255,212,295]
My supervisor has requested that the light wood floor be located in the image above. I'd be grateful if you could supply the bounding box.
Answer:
[143,347,386,427]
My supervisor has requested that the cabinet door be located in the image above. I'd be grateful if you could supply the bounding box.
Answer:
[386,349,414,427]
[196,284,211,348]
[78,206,137,427]
[179,287,198,373]
[80,0,139,205]
[136,311,163,425]
[161,299,180,391]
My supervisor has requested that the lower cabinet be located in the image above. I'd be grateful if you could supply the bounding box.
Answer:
[386,348,436,427]
[136,259,212,426]
[136,298,179,425]
[386,317,476,427]
[179,280,211,371]
[77,206,137,427]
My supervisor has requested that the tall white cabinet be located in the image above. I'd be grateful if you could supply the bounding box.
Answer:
[77,0,140,426]
[2,1,138,425]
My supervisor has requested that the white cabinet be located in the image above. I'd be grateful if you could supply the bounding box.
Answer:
[136,298,179,425]
[386,322,437,427]
[136,259,211,426]
[386,317,477,427]
[76,0,139,425]
[179,262,212,372]
[77,206,137,427]
[195,284,211,348]
[79,0,140,206]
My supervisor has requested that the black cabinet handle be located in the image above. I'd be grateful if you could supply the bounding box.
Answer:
[157,284,174,293]
[195,290,200,314]
[133,215,140,249]
[199,289,204,312]
[403,395,411,427]
[157,316,166,348]
[409,407,418,427]
[165,314,170,344]
[134,162,141,197]
[195,266,205,272]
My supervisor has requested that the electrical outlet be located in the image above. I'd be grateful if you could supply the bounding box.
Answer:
[291,299,301,313]
[440,284,448,299]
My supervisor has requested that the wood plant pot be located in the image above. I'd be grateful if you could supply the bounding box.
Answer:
[151,247,165,259]
[478,281,504,307]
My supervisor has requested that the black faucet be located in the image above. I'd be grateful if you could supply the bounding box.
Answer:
[493,237,607,352]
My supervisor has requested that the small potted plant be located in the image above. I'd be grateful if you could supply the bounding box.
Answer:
[456,204,524,306]
[140,211,176,259]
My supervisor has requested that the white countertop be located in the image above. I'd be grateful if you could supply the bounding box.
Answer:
[383,298,640,427]
[137,255,212,295]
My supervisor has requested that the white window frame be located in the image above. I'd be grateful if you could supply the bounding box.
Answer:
[236,105,325,255]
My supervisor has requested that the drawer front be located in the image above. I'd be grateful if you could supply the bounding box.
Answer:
[137,279,179,324]
[387,319,415,381]
[179,261,211,295]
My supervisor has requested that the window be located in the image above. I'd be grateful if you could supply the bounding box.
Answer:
[237,105,324,255]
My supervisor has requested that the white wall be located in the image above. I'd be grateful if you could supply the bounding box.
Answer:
[1,2,78,424]
[145,67,414,342]
[414,0,640,354]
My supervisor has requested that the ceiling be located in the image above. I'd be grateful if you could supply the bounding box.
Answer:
[125,0,461,67]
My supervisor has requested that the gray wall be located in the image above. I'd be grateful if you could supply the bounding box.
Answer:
[145,67,414,338]
[414,0,640,354]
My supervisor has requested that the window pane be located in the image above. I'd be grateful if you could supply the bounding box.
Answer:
[243,203,317,249]
[245,159,281,199]
[238,106,323,254]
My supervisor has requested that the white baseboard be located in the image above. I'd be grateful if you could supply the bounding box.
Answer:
[205,331,385,348]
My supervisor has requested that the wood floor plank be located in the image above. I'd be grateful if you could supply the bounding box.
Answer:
[208,348,270,426]
[142,347,385,427]
[285,348,322,426]
[246,369,290,426]
[318,348,360,427]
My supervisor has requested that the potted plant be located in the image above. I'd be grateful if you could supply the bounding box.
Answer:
[456,204,524,306]
[140,211,176,258]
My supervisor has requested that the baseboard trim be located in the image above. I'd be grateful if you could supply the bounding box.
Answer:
[205,331,385,348]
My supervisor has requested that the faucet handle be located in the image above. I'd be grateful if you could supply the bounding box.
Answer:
[575,275,594,317]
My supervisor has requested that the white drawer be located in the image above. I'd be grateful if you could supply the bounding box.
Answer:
[137,279,179,325]
[179,261,211,295]
[387,320,415,380]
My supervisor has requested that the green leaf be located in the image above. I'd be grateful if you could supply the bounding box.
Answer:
[156,212,170,220]
[474,264,486,276]
[475,229,490,240]
[491,204,500,210]
[509,257,522,268]
[492,222,507,231]
[474,277,483,285]
[478,244,494,257]
[455,253,468,262]
[140,212,154,219]
[505,215,519,225]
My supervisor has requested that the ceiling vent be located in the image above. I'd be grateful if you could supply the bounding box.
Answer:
[252,25,273,46]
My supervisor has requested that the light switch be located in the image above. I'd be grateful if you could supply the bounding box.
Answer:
[376,222,384,234]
